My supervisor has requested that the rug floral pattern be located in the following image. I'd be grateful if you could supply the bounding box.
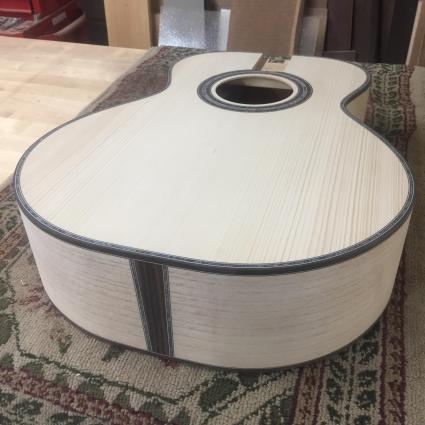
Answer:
[0,48,417,424]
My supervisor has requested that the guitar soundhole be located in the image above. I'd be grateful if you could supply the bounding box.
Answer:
[215,76,294,106]
[198,71,312,112]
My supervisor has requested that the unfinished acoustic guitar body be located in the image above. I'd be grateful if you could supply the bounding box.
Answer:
[14,52,413,369]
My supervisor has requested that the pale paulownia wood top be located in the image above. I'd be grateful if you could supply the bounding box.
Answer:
[17,52,411,266]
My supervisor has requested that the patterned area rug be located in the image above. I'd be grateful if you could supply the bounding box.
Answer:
[0,47,423,424]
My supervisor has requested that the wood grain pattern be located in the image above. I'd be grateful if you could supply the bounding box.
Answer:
[227,0,305,57]
[130,260,173,356]
[21,214,148,350]
[298,7,328,56]
[20,207,409,369]
[104,0,153,49]
[0,36,145,189]
[17,53,411,269]
[170,219,409,368]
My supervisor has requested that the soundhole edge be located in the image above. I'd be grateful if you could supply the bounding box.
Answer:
[198,70,312,113]
[213,75,296,106]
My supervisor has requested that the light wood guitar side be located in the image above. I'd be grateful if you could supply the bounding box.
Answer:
[22,214,409,368]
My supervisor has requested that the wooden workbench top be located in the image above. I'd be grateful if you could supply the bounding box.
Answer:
[0,36,146,189]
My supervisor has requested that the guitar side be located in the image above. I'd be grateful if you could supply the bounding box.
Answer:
[21,212,409,369]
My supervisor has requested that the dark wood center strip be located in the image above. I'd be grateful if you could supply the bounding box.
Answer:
[129,260,174,356]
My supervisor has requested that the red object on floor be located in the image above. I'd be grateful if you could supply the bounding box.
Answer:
[0,0,70,18]
[0,0,87,42]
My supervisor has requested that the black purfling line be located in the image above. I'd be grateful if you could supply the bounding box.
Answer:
[161,266,174,355]
[129,260,153,352]
[129,260,174,356]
